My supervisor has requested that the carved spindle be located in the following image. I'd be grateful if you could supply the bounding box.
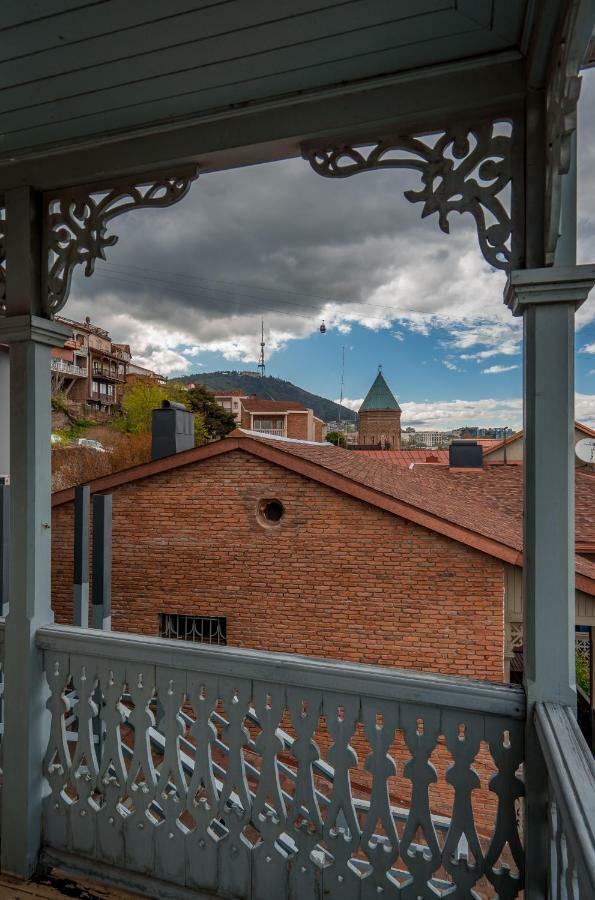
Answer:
[69,658,100,856]
[287,688,324,900]
[400,706,442,895]
[252,683,288,900]
[484,719,525,899]
[95,661,126,866]
[186,673,220,892]
[217,678,252,900]
[124,665,158,872]
[323,694,361,900]
[441,711,484,888]
[360,700,400,898]
[154,668,187,886]
[43,653,73,850]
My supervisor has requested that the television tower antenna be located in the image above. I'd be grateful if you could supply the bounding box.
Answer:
[258,320,266,377]
[338,345,346,428]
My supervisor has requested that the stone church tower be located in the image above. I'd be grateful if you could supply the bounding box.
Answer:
[358,369,401,449]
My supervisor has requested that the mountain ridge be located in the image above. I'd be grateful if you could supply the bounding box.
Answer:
[179,371,358,423]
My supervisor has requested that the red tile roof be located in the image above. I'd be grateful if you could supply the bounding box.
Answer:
[52,431,595,595]
[355,450,450,465]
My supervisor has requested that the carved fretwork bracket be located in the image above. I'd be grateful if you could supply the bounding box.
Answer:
[303,121,518,271]
[43,166,198,316]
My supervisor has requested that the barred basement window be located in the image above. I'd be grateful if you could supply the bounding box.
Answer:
[159,613,227,645]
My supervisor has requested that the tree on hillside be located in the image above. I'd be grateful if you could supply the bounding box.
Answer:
[186,385,237,440]
[325,430,347,447]
[120,381,169,433]
[120,380,208,443]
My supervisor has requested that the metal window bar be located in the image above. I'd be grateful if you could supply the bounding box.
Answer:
[159,613,227,645]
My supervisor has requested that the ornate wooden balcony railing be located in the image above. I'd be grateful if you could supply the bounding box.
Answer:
[535,702,595,899]
[34,624,526,899]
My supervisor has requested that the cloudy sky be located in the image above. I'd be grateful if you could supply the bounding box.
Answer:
[66,70,595,430]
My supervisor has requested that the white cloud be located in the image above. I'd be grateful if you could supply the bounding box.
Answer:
[393,331,405,341]
[401,397,523,430]
[398,393,595,431]
[337,397,364,411]
[581,341,595,354]
[482,364,519,374]
[589,369,595,375]
[443,360,460,371]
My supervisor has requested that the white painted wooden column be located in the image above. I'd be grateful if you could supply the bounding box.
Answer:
[0,187,70,877]
[505,264,595,899]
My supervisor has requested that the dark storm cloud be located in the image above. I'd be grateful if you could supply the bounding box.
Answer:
[64,70,595,372]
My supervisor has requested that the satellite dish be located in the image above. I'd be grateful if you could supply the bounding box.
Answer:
[575,437,595,464]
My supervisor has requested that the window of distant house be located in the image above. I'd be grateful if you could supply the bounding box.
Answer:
[254,418,272,429]
[92,380,100,393]
[159,613,227,645]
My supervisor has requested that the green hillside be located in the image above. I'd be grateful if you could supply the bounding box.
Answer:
[179,371,358,424]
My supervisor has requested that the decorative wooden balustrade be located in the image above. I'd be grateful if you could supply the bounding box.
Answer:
[36,624,526,900]
[536,702,595,899]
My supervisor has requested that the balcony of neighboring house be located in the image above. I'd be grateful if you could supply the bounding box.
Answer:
[50,358,87,378]
[111,345,132,363]
[91,359,127,383]
[251,415,286,437]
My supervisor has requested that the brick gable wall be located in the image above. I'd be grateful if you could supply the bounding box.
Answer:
[52,450,504,678]
[51,449,506,835]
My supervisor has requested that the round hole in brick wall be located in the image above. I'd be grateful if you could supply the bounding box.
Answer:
[257,498,285,527]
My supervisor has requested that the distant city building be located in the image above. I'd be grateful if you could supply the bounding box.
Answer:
[358,369,401,448]
[409,430,452,449]
[53,316,131,413]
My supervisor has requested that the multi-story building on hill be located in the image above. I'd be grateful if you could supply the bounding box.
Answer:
[53,316,131,412]
[211,390,325,440]
[357,368,401,448]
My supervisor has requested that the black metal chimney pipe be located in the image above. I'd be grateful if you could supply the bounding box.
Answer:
[151,400,194,460]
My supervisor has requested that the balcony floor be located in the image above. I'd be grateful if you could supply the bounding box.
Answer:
[0,870,142,899]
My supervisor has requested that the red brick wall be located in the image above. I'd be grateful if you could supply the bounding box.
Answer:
[51,450,504,680]
[285,413,308,440]
[359,409,402,449]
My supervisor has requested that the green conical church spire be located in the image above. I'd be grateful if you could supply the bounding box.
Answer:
[359,369,400,412]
